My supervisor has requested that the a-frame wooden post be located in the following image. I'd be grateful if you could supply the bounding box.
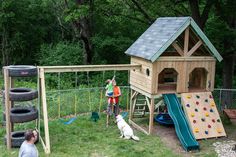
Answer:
[148,97,154,134]
[39,68,51,154]
[4,68,12,150]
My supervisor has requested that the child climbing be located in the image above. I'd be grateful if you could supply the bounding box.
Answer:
[105,76,115,97]
[105,77,121,126]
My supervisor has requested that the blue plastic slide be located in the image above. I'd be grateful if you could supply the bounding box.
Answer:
[163,94,199,151]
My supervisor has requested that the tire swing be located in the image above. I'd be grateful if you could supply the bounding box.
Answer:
[6,88,38,101]
[3,107,38,123]
[4,130,39,147]
[3,87,39,123]
[7,65,37,77]
[3,65,39,148]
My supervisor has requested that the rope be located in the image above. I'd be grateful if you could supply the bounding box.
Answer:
[87,71,91,111]
[75,72,78,88]
[99,71,105,113]
[58,73,61,118]
[74,72,77,116]
[74,94,77,116]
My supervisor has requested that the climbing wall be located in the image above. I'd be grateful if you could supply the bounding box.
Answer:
[181,92,226,140]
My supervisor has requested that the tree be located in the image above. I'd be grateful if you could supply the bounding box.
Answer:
[0,0,57,66]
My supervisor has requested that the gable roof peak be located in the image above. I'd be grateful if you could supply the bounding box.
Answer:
[125,16,222,62]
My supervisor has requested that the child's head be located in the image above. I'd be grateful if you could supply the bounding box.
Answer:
[112,80,116,86]
[106,79,111,83]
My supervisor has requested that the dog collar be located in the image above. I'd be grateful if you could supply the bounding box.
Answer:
[117,119,122,123]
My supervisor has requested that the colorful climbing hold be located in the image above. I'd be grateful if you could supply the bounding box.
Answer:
[212,119,216,123]
[187,95,192,99]
[196,95,200,99]
[191,113,195,117]
[211,102,215,107]
[195,108,198,112]
[205,131,209,134]
[186,104,190,107]
[193,120,196,124]
[203,107,207,111]
[217,128,222,133]
[196,101,199,105]
[217,119,221,123]
[210,109,214,112]
[201,118,205,122]
[194,128,199,133]
[208,125,211,128]
[205,99,208,103]
[205,112,209,117]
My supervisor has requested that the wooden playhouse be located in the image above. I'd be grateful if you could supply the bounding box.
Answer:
[125,17,224,136]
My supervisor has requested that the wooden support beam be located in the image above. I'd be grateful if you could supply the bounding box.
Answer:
[39,68,51,154]
[155,99,164,110]
[38,64,141,73]
[129,89,134,121]
[149,98,155,134]
[132,95,138,117]
[172,42,184,56]
[4,68,12,149]
[145,96,151,110]
[131,91,138,100]
[158,56,215,61]
[187,40,203,57]
[184,27,189,55]
[129,119,149,135]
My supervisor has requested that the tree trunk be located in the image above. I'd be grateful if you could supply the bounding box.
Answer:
[1,27,10,66]
[221,55,235,108]
[189,0,216,30]
[75,0,93,64]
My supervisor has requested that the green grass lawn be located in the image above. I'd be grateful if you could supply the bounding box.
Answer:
[0,114,180,157]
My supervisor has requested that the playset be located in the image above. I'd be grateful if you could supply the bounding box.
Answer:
[3,17,228,154]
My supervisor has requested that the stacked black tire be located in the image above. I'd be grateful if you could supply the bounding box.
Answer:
[3,65,38,147]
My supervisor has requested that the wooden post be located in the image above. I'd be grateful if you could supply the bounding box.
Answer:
[36,68,41,135]
[184,27,189,55]
[4,68,12,149]
[9,76,14,131]
[148,97,154,134]
[129,89,133,121]
[39,68,51,154]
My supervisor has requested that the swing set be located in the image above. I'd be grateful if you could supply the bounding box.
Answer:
[53,70,128,125]
[36,64,140,154]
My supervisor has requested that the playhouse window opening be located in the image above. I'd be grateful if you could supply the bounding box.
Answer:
[146,68,150,76]
[158,68,178,92]
[189,68,208,91]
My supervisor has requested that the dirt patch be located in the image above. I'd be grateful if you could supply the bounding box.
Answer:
[139,120,236,157]
[153,123,193,157]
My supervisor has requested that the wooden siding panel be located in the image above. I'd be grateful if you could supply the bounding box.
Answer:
[130,57,153,93]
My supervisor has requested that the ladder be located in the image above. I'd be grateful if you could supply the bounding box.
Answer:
[133,95,147,117]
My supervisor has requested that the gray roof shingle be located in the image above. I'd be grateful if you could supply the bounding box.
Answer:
[125,17,222,62]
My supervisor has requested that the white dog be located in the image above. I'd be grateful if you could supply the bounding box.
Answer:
[116,115,139,141]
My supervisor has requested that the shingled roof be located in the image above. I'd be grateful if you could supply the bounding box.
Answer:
[125,17,222,62]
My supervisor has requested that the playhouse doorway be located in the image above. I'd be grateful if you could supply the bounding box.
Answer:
[158,68,178,93]
[189,68,208,92]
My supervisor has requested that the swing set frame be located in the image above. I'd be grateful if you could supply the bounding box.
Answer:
[37,64,140,154]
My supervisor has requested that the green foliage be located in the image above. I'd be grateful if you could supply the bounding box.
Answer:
[65,5,89,22]
[0,0,57,65]
[205,16,236,54]
[39,41,84,66]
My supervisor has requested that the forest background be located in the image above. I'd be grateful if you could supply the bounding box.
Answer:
[0,0,235,90]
